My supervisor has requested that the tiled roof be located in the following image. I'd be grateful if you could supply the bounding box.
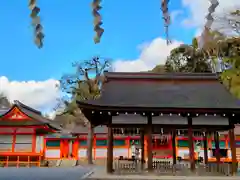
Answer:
[0,100,60,130]
[0,108,9,116]
[77,72,240,112]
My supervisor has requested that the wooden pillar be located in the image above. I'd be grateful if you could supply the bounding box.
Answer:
[214,131,220,171]
[172,130,177,165]
[87,123,94,164]
[147,115,153,171]
[107,116,113,174]
[229,125,237,175]
[224,135,228,149]
[203,132,208,165]
[188,117,195,171]
[93,135,96,160]
[140,129,145,170]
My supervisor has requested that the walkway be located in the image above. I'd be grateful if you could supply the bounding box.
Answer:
[0,166,92,180]
[87,166,240,180]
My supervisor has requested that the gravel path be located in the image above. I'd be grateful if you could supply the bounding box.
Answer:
[0,167,92,180]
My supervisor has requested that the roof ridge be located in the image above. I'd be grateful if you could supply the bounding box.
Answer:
[104,72,219,80]
[13,100,42,115]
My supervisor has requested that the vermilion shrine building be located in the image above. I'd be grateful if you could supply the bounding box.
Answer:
[1,72,240,173]
[77,72,240,174]
[0,101,58,166]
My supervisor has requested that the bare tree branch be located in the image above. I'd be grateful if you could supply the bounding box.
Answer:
[214,8,240,35]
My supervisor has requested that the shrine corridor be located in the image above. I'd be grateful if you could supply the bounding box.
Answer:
[0,167,92,180]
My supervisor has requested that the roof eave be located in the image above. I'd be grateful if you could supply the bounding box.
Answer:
[77,101,240,115]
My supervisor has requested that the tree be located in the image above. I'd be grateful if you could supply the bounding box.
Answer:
[59,56,110,164]
[165,37,212,73]
[150,65,166,73]
[214,8,240,35]
[218,37,240,98]
[151,32,240,98]
[0,94,11,108]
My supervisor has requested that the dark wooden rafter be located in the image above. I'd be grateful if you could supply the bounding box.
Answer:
[140,129,145,170]
[187,117,195,171]
[171,129,176,165]
[147,114,153,171]
[82,107,239,119]
[203,131,208,165]
[214,131,220,171]
[106,116,113,173]
[229,119,237,175]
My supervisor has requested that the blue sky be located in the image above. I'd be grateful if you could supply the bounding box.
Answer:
[0,0,197,82]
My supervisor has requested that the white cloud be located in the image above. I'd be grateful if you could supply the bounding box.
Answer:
[0,38,182,114]
[182,0,240,30]
[0,76,60,112]
[171,10,184,23]
[113,38,182,72]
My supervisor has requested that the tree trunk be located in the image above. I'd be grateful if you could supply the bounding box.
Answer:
[87,122,94,164]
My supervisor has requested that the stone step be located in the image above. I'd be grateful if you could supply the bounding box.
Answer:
[58,159,77,167]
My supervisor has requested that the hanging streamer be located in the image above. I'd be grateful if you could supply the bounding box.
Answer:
[161,0,171,45]
[28,0,44,48]
[91,0,104,44]
[198,0,219,49]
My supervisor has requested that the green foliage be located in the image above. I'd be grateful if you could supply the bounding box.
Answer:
[150,65,166,73]
[165,39,212,73]
[150,33,240,99]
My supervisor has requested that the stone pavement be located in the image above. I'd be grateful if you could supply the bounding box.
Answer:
[86,167,240,180]
[0,166,93,180]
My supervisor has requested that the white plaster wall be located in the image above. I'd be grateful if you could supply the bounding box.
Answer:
[15,135,32,152]
[78,148,128,158]
[95,148,107,157]
[198,150,204,158]
[0,135,13,151]
[45,149,60,158]
[113,148,128,158]
[208,150,213,158]
[35,136,44,153]
[178,149,189,158]
[178,149,213,159]
[78,149,87,158]
[228,150,232,158]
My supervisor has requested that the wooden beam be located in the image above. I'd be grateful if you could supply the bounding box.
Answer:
[140,129,145,170]
[111,124,230,131]
[147,115,153,171]
[172,129,176,165]
[203,132,208,165]
[107,116,113,174]
[188,117,195,172]
[214,131,220,171]
[229,125,237,175]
